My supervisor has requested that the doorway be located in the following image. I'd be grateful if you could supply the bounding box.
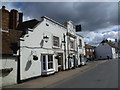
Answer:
[57,53,63,71]
[80,54,82,65]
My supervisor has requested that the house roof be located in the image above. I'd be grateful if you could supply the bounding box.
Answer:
[85,44,95,49]
[101,40,116,48]
[1,29,22,55]
[41,16,67,29]
[101,39,120,54]
[16,19,40,31]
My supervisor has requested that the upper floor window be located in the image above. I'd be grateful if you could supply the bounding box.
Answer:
[70,40,75,49]
[90,49,92,52]
[86,49,89,52]
[79,39,82,47]
[53,36,59,47]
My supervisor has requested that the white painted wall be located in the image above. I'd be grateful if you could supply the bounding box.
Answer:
[76,34,85,65]
[111,48,118,59]
[95,43,113,59]
[20,17,67,80]
[1,56,17,87]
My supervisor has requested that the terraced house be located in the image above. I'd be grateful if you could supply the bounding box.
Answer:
[0,6,86,87]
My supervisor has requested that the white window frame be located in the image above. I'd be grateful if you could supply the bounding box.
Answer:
[41,54,54,71]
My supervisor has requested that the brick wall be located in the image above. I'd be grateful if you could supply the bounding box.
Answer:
[1,6,23,30]
[9,9,19,29]
[1,6,9,30]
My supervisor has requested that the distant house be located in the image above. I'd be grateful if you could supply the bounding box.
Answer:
[85,44,95,61]
[95,39,118,59]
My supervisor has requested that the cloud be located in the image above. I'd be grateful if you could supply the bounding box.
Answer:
[4,2,118,31]
[79,25,119,46]
[2,2,118,46]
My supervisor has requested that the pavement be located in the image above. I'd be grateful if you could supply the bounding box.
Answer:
[3,59,109,88]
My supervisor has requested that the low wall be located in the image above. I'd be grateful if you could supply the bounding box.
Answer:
[1,55,17,87]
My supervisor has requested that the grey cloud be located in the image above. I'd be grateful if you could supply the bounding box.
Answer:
[10,2,118,31]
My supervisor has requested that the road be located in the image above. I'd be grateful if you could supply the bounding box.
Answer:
[47,59,118,88]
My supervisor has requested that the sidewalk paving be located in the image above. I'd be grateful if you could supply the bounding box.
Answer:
[3,60,108,88]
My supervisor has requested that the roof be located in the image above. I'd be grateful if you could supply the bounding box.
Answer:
[41,16,67,29]
[101,40,116,48]
[76,33,83,38]
[85,44,95,49]
[1,29,22,55]
[16,19,40,33]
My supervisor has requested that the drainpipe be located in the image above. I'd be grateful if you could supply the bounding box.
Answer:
[17,41,21,83]
[63,34,66,69]
[67,33,70,69]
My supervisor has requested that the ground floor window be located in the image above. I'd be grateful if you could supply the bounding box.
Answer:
[43,55,46,70]
[48,55,53,69]
[42,54,53,70]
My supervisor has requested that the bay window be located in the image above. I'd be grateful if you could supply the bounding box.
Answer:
[42,54,53,71]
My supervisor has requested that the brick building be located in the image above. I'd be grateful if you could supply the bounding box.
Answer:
[0,6,23,31]
[85,44,95,61]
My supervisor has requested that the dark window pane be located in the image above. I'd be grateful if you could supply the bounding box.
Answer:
[79,39,82,47]
[43,55,46,70]
[48,63,53,69]
[70,41,74,49]
[53,36,59,47]
[48,55,53,69]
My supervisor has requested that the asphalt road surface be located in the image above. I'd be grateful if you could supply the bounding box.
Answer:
[48,59,118,88]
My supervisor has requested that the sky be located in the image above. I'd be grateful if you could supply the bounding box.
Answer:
[2,1,119,46]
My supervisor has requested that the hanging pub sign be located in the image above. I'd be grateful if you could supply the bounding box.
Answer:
[33,55,38,60]
[31,50,38,60]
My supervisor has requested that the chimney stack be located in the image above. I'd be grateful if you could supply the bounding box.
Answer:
[115,39,117,42]
[76,25,81,32]
[9,9,18,29]
[1,6,23,31]
[2,6,6,9]
[109,40,111,42]
[18,12,23,23]
[1,6,9,31]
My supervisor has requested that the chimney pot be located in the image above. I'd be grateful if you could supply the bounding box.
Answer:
[18,13,23,23]
[2,6,6,9]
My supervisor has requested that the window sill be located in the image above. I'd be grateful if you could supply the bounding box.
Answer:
[52,46,60,49]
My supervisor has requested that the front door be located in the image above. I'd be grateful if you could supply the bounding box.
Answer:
[57,53,63,71]
[80,54,82,65]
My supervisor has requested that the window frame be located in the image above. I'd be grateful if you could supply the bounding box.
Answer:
[79,39,82,47]
[70,40,75,49]
[42,54,54,71]
[48,54,53,69]
[53,36,60,47]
